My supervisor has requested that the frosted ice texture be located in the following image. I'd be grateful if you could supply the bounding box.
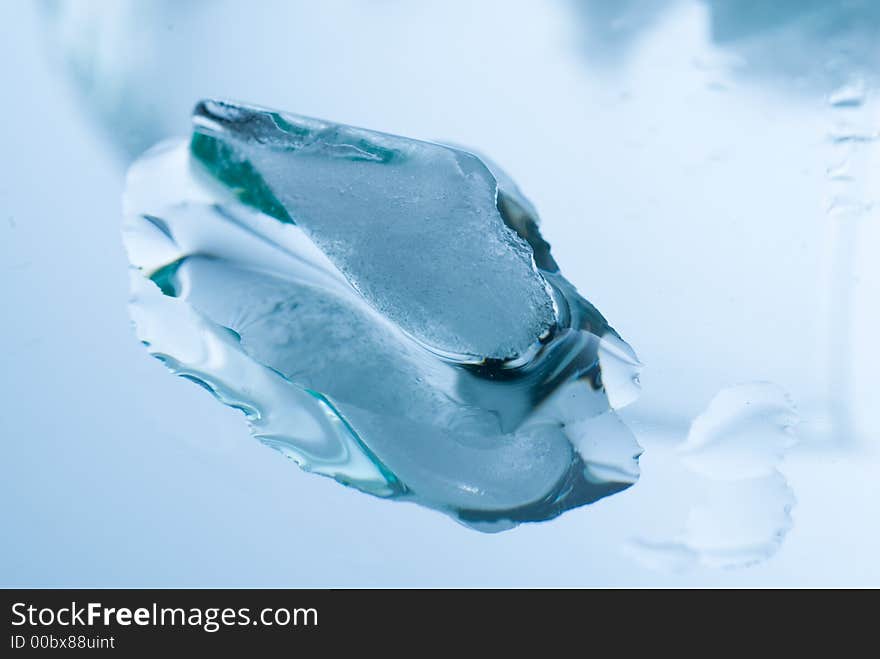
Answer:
[191,100,557,362]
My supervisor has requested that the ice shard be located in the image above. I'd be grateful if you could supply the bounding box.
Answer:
[123,100,642,530]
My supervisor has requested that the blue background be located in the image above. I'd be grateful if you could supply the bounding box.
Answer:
[2,0,879,586]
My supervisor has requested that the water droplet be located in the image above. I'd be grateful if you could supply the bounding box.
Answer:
[826,196,873,217]
[828,78,867,108]
[828,122,878,144]
[826,161,852,181]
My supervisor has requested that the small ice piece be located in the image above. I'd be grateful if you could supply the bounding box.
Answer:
[122,101,642,529]
[678,382,798,481]
[628,383,798,568]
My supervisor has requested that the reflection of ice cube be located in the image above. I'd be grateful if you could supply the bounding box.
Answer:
[628,383,799,570]
[680,474,795,568]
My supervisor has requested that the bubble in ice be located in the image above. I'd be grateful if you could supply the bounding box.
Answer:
[123,100,643,530]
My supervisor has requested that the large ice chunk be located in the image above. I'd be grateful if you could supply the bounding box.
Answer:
[190,100,557,361]
[122,101,642,529]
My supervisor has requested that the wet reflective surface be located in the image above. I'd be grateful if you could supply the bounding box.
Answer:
[2,0,879,585]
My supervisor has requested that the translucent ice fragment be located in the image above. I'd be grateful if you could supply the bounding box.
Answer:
[628,383,798,568]
[190,99,556,362]
[123,101,642,529]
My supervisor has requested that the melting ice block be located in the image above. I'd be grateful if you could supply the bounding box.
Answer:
[123,100,642,530]
[191,99,556,362]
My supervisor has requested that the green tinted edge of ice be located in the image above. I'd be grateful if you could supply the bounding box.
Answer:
[301,386,406,494]
[190,132,293,224]
[149,259,184,297]
[189,103,399,226]
[135,252,403,496]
